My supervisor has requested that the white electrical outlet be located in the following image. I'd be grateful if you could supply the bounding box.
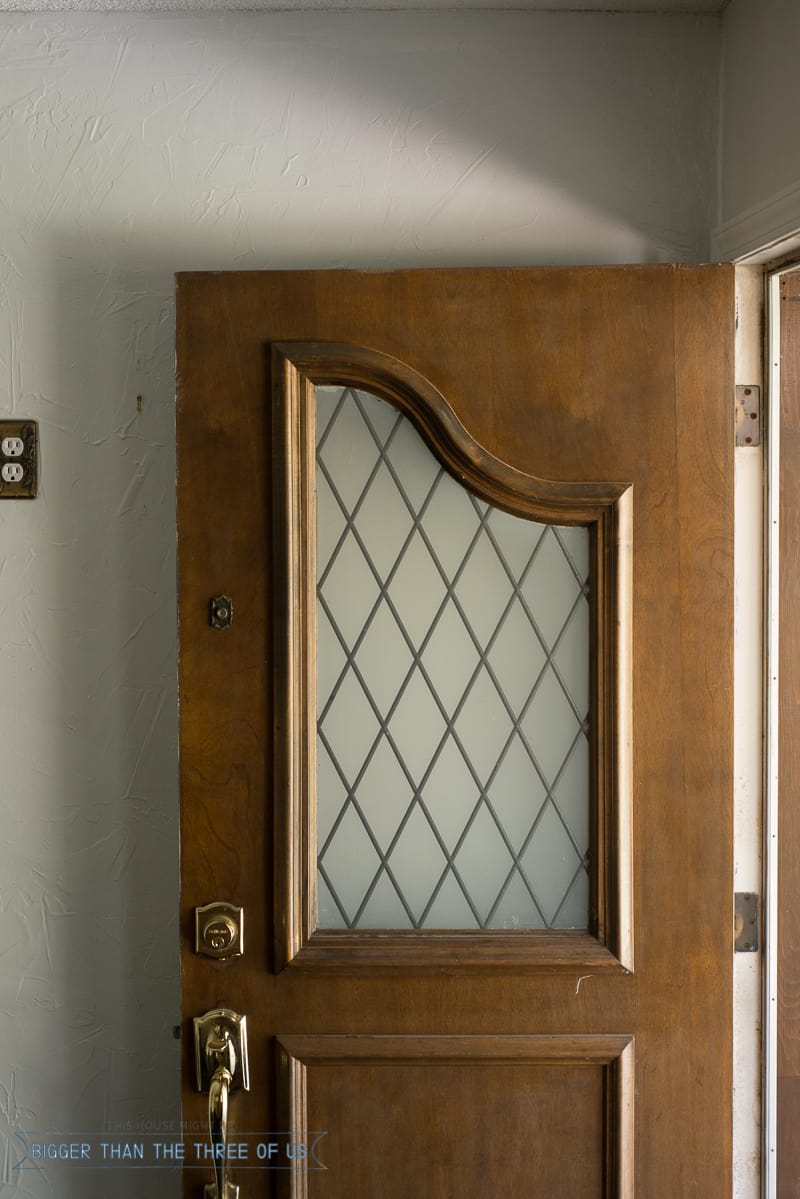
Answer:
[0,421,38,497]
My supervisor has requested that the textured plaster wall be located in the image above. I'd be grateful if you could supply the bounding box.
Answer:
[0,11,719,1197]
[721,0,800,222]
[717,0,800,256]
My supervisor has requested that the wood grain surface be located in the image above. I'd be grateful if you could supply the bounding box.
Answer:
[177,266,734,1198]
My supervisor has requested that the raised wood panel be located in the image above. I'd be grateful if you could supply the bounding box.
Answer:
[276,1035,633,1199]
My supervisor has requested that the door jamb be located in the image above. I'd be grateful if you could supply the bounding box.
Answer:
[731,264,767,1199]
[733,239,800,1199]
[763,265,782,1199]
[762,255,800,1199]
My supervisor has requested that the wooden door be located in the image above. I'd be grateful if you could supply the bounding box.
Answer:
[177,266,734,1198]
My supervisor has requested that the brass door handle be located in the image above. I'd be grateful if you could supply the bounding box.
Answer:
[208,1027,234,1199]
[194,1009,250,1199]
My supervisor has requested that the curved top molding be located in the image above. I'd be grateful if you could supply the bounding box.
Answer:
[272,341,630,526]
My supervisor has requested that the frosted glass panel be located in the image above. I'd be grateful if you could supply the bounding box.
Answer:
[315,386,590,931]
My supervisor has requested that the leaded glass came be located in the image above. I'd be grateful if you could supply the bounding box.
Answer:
[315,386,590,931]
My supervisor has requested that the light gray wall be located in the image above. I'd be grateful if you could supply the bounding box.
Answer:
[0,12,720,1196]
[716,0,800,257]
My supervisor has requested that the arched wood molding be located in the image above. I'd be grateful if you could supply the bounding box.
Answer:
[272,341,633,976]
[273,341,629,522]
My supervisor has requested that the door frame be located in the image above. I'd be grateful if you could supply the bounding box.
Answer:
[728,263,767,1199]
[728,239,800,1199]
[765,254,800,1199]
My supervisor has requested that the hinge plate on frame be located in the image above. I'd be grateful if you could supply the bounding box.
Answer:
[734,892,759,952]
[735,386,761,447]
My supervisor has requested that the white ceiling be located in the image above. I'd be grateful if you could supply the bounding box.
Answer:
[0,0,730,12]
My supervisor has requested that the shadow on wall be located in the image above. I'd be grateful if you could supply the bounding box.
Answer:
[40,9,720,273]
[23,259,181,1199]
[0,9,721,1197]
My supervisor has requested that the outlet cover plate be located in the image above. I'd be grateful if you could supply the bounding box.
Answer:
[0,421,38,498]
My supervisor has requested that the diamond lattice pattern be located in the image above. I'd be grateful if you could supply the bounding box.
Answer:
[315,387,590,931]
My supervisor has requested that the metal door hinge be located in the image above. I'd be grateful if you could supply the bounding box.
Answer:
[735,892,759,952]
[735,386,761,447]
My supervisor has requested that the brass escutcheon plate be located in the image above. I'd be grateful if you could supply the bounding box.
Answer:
[195,902,244,960]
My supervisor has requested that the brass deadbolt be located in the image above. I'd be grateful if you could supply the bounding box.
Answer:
[195,902,244,959]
